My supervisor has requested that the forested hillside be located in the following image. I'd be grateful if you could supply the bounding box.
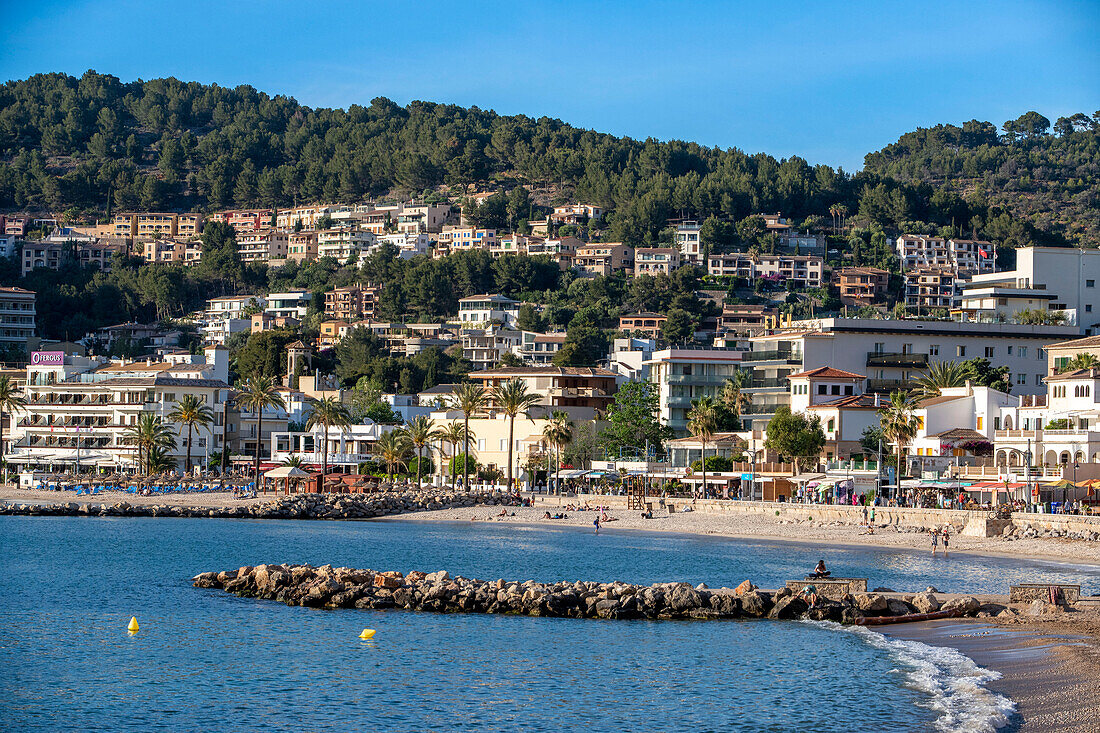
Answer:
[1,70,1092,246]
[864,113,1100,247]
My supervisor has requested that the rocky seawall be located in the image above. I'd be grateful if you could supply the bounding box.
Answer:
[192,564,987,624]
[0,490,517,519]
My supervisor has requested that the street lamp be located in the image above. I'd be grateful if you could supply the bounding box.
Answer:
[1071,460,1078,511]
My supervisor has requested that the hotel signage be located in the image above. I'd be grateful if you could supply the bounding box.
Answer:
[30,351,64,366]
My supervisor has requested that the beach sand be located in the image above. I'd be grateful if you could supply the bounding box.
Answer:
[385,502,1100,564]
[884,618,1100,731]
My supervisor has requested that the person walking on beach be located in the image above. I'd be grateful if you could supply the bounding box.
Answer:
[868,505,876,534]
[930,527,939,556]
[594,516,601,534]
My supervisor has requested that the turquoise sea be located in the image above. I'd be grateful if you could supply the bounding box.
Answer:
[3,517,1098,731]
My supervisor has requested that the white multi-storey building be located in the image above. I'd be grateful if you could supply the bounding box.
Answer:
[318,229,376,261]
[895,235,995,274]
[8,347,230,472]
[458,294,520,328]
[0,286,36,347]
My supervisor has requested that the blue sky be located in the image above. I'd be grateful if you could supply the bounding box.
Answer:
[1,0,1097,170]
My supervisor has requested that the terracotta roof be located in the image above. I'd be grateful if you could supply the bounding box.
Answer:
[471,367,617,378]
[807,394,881,410]
[532,334,566,343]
[930,428,988,441]
[99,361,173,373]
[917,394,967,407]
[1047,334,1100,349]
[1045,368,1100,381]
[786,366,865,380]
[667,432,744,445]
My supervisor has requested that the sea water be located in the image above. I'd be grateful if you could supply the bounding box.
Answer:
[3,516,1095,731]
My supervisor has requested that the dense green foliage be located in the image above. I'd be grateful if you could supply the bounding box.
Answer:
[864,111,1100,247]
[1,71,1085,247]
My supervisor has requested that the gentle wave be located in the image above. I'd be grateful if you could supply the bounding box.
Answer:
[807,620,1016,732]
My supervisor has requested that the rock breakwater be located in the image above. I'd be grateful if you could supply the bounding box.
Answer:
[193,564,987,624]
[0,490,516,520]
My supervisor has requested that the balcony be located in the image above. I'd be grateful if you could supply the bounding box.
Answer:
[742,350,801,364]
[866,352,929,368]
[995,429,1042,440]
[866,378,912,393]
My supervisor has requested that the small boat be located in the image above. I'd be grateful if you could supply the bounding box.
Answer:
[854,609,961,626]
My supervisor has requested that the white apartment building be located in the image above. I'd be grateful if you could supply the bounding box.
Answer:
[318,229,376,261]
[271,422,388,469]
[439,226,496,253]
[741,317,1078,430]
[265,290,312,319]
[708,253,824,287]
[908,384,1017,471]
[238,231,289,262]
[675,222,704,264]
[458,294,520,328]
[0,286,36,347]
[514,332,565,366]
[645,346,744,435]
[634,248,682,276]
[275,205,333,230]
[955,247,1100,332]
[895,235,995,274]
[397,203,451,233]
[8,347,230,472]
[461,327,522,371]
[206,295,265,321]
[375,232,430,259]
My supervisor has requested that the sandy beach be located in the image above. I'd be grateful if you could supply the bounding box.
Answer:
[385,501,1100,565]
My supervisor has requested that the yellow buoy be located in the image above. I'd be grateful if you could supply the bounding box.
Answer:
[358,628,375,639]
[127,616,140,633]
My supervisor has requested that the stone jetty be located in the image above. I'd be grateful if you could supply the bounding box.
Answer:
[0,489,516,520]
[192,563,987,624]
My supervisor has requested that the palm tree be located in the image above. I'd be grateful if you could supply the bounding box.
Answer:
[305,396,352,480]
[167,394,214,473]
[124,413,178,474]
[720,370,752,430]
[438,421,472,489]
[828,204,840,236]
[542,410,574,494]
[915,360,968,400]
[0,375,27,484]
[375,429,411,483]
[687,397,719,499]
[490,378,542,491]
[404,415,442,487]
[237,374,286,487]
[879,390,921,496]
[1065,353,1100,372]
[146,444,176,473]
[449,381,486,490]
[282,455,306,468]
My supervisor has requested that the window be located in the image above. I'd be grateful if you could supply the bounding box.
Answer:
[929,344,939,356]
[994,417,1001,431]
[827,419,835,432]
[1036,374,1043,385]
[818,385,827,395]
[984,347,994,358]
[1007,346,1013,355]
[1088,305,1093,313]
[1038,348,1045,360]
[873,343,885,354]
[477,439,485,451]
[957,346,966,357]
[844,385,854,395]
[1088,280,1095,288]
[831,385,840,395]
[1019,346,1028,358]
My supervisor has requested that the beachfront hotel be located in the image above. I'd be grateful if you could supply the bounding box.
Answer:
[7,347,231,473]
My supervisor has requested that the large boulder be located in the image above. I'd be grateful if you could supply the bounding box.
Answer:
[910,592,941,614]
[768,595,809,620]
[667,583,704,612]
[740,590,772,617]
[941,596,981,616]
[708,593,741,616]
[733,580,756,596]
[886,599,914,617]
[854,594,889,614]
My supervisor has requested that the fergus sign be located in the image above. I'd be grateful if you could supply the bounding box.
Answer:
[30,351,64,366]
